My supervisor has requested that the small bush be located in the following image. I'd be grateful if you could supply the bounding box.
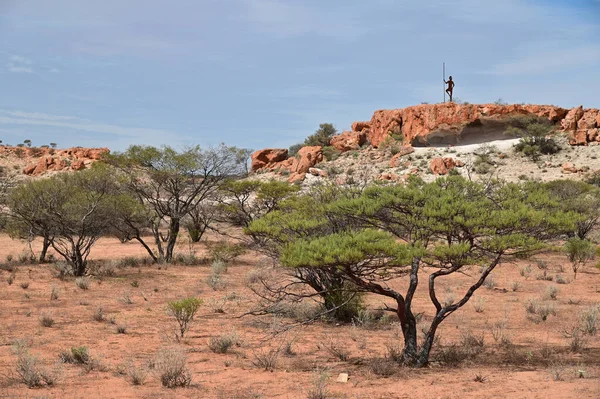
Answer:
[568,328,586,353]
[520,265,532,279]
[167,297,203,338]
[370,358,396,377]
[511,281,521,292]
[545,286,559,300]
[579,306,598,336]
[252,348,279,371]
[321,339,350,362]
[126,364,147,386]
[50,286,60,300]
[70,346,90,364]
[52,262,72,280]
[20,281,30,289]
[306,370,330,399]
[116,324,128,334]
[483,275,496,289]
[208,241,245,264]
[473,297,485,313]
[154,347,192,388]
[207,272,227,291]
[16,351,60,388]
[93,307,105,322]
[525,299,556,322]
[75,277,90,290]
[208,331,240,354]
[39,313,55,328]
[555,275,569,284]
[7,273,15,285]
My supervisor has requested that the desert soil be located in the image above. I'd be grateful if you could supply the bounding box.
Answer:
[0,230,599,399]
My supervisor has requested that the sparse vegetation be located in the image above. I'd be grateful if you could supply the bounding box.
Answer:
[154,347,192,388]
[167,297,202,339]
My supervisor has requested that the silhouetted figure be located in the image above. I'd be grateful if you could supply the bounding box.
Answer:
[444,76,455,102]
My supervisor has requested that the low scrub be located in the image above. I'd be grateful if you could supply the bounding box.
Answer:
[154,347,192,388]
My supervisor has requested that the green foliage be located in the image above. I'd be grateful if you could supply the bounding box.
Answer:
[250,175,575,366]
[288,143,303,157]
[208,241,246,263]
[218,179,299,230]
[544,180,600,239]
[8,165,134,276]
[108,144,248,262]
[167,297,203,338]
[507,119,560,160]
[564,237,595,278]
[304,123,337,147]
[322,146,342,162]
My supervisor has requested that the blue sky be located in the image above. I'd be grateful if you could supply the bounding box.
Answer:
[0,0,599,151]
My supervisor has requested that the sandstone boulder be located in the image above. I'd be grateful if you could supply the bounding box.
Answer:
[352,121,370,132]
[562,162,580,174]
[250,148,288,172]
[430,157,460,175]
[389,146,415,167]
[330,131,367,152]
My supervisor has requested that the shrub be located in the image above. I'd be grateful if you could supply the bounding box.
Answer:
[20,281,30,289]
[564,237,595,279]
[167,297,202,338]
[16,351,60,388]
[116,324,128,334]
[208,331,240,354]
[39,313,55,327]
[579,306,598,335]
[207,272,227,291]
[126,363,147,385]
[252,348,279,371]
[75,277,90,290]
[209,241,245,264]
[306,371,330,399]
[70,346,90,364]
[369,358,396,377]
[154,347,192,388]
[545,286,559,300]
[321,339,350,361]
[525,299,556,322]
[473,297,485,313]
[322,146,342,162]
[50,286,60,300]
[93,307,105,322]
[303,123,337,147]
[508,119,560,161]
[483,275,496,289]
[511,281,521,292]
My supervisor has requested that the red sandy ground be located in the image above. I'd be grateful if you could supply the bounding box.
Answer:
[0,232,598,399]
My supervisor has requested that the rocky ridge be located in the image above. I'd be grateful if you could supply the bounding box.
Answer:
[0,146,109,178]
[250,103,600,183]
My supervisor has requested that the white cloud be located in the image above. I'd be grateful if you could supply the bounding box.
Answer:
[5,53,35,73]
[6,64,33,73]
[0,110,177,142]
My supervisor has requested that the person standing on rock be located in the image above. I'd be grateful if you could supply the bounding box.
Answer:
[444,76,455,102]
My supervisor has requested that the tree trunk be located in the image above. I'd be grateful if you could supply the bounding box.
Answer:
[165,218,180,262]
[39,236,51,263]
[72,249,86,277]
[396,300,419,365]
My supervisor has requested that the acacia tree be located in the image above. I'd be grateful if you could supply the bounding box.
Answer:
[246,184,367,321]
[8,165,132,275]
[250,176,574,366]
[544,180,600,239]
[109,144,248,262]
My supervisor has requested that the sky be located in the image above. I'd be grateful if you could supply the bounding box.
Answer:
[0,0,599,151]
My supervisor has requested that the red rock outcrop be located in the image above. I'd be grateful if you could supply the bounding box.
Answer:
[359,103,572,148]
[563,106,600,145]
[430,157,463,175]
[389,146,415,167]
[330,130,367,152]
[18,146,110,176]
[250,146,323,183]
[250,148,289,172]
